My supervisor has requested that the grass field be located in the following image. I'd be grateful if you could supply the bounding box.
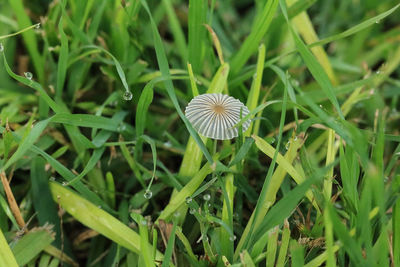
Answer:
[1,0,400,266]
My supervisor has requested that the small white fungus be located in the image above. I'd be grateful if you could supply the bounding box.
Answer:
[185,93,251,140]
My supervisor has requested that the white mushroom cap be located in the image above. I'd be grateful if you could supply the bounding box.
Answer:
[185,93,251,140]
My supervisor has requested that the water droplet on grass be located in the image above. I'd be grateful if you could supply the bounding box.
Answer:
[202,235,208,241]
[62,182,67,186]
[189,208,196,214]
[49,177,56,181]
[140,219,147,226]
[185,197,192,204]
[174,211,180,217]
[163,141,172,148]
[203,194,211,201]
[285,141,290,150]
[35,23,41,29]
[144,189,153,199]
[375,20,380,24]
[24,72,33,80]
[117,123,126,132]
[229,235,236,241]
[0,43,4,52]
[291,79,300,87]
[123,91,133,101]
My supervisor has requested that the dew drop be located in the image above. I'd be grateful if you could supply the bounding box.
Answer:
[202,234,209,241]
[203,194,211,201]
[140,219,147,226]
[35,23,41,29]
[174,211,180,217]
[319,104,323,108]
[49,177,56,181]
[189,208,196,214]
[0,43,4,52]
[375,20,380,24]
[164,141,172,148]
[62,181,67,186]
[294,136,298,141]
[144,189,153,199]
[123,91,133,101]
[24,72,33,80]
[117,123,126,132]
[229,235,237,241]
[285,141,290,150]
[185,197,192,204]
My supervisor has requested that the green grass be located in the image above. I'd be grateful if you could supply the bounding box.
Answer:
[0,0,400,266]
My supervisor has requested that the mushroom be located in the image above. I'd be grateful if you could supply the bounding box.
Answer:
[185,93,251,140]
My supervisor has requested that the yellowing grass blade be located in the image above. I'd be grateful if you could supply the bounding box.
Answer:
[0,228,18,267]
[49,182,164,262]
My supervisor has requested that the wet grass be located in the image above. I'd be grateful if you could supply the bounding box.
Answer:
[1,0,400,266]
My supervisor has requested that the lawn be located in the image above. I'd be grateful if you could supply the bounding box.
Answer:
[1,0,400,266]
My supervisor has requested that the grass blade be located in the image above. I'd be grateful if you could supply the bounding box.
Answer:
[245,43,265,136]
[287,0,337,84]
[290,240,304,267]
[276,220,290,267]
[130,213,154,267]
[161,220,177,267]
[64,147,105,186]
[30,157,63,248]
[12,227,55,266]
[266,226,279,267]
[229,137,254,167]
[157,162,213,221]
[2,118,50,171]
[0,228,18,267]
[7,0,44,83]
[326,202,366,265]
[50,182,164,261]
[394,196,400,266]
[230,0,279,75]
[163,0,187,63]
[141,0,213,164]
[279,1,343,119]
[309,4,400,49]
[251,171,319,244]
[188,0,207,73]
[56,0,69,100]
